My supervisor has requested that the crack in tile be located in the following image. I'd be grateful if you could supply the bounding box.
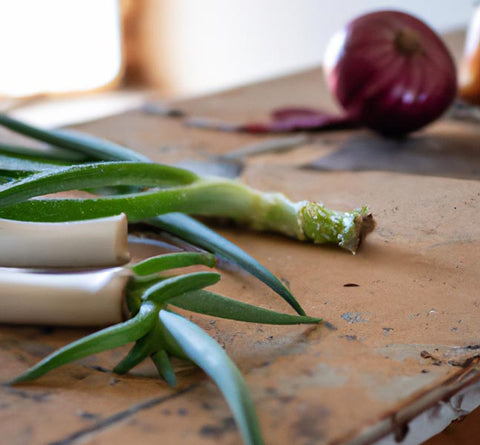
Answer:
[49,383,199,445]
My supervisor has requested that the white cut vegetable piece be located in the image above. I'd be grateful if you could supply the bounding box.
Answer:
[0,267,130,326]
[0,213,130,267]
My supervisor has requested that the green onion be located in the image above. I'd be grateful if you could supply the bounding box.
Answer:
[0,267,130,326]
[147,213,305,315]
[131,251,217,275]
[7,256,321,445]
[139,272,221,304]
[0,161,198,207]
[0,214,130,268]
[0,112,304,315]
[170,290,322,324]
[0,141,90,162]
[151,349,177,387]
[0,113,148,162]
[0,162,372,253]
[11,301,158,384]
[0,152,68,172]
[159,310,265,445]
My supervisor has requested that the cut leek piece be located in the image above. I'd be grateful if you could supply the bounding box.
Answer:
[0,267,130,326]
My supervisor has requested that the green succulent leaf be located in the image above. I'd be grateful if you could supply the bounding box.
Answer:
[11,302,158,384]
[131,251,216,276]
[151,349,177,387]
[113,330,156,375]
[160,309,264,445]
[170,290,321,325]
[149,214,305,315]
[141,272,221,305]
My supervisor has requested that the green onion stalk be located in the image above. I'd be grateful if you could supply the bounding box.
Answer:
[0,161,374,253]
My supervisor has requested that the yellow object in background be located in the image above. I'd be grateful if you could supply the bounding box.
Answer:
[459,4,480,104]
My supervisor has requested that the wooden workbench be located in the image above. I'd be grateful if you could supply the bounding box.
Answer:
[1,32,480,445]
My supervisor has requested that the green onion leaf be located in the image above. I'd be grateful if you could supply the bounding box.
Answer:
[141,272,221,305]
[10,302,158,384]
[113,329,157,375]
[150,214,305,315]
[0,170,32,183]
[170,290,321,325]
[151,349,177,387]
[132,252,216,276]
[0,153,67,172]
[0,142,89,162]
[0,162,199,209]
[0,113,148,162]
[160,310,264,445]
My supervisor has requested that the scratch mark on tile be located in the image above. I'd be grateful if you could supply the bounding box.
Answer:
[49,384,198,445]
[341,312,369,324]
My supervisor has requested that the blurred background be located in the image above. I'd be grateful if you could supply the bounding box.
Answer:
[121,0,473,97]
[0,0,475,126]
[0,0,474,100]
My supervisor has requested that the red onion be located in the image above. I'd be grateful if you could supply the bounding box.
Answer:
[323,10,457,135]
[185,10,457,136]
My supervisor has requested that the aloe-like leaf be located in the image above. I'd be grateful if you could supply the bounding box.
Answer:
[170,290,321,325]
[127,276,164,310]
[113,332,155,375]
[0,162,199,209]
[10,302,158,384]
[151,349,177,387]
[160,310,264,445]
[142,272,221,305]
[149,214,305,316]
[0,113,148,162]
[131,252,216,276]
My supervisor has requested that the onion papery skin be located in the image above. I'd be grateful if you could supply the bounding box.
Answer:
[324,10,457,136]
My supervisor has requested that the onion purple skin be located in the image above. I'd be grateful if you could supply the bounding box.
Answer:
[325,10,458,136]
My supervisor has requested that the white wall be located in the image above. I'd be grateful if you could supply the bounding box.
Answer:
[0,0,122,97]
[156,0,473,96]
